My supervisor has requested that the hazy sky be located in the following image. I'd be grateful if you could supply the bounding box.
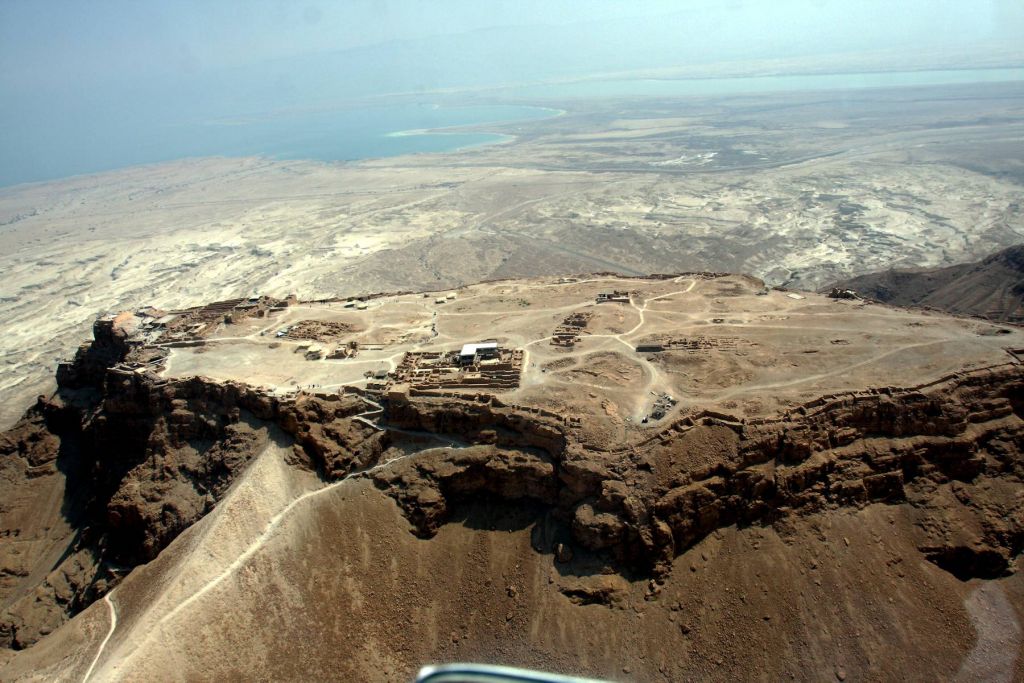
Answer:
[2,1,1021,91]
[1,1,679,82]
[1,1,1022,186]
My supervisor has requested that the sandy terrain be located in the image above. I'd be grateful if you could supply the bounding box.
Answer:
[1,82,1022,428]
[1,272,1022,681]
[160,274,1024,431]
[8,463,1023,682]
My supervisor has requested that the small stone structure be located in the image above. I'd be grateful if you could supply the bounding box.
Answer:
[390,345,524,392]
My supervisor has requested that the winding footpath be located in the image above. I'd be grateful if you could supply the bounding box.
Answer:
[83,436,444,681]
[81,594,116,683]
[81,276,704,679]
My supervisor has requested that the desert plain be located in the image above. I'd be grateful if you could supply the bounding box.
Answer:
[1,81,1023,426]
[1,74,1024,681]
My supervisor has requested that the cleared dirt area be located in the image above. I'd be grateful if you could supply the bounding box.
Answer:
[2,272,1023,682]
[161,274,1024,425]
[2,82,1023,430]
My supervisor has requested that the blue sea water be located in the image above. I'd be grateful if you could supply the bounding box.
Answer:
[2,68,1022,188]
[0,103,555,188]
[172,103,555,164]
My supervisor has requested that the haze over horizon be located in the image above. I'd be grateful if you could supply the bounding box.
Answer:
[2,5,1024,680]
[1,0,1023,186]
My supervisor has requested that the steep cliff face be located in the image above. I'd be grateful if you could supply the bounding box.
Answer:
[373,368,1024,591]
[0,325,387,650]
[55,314,137,390]
[2,315,1023,659]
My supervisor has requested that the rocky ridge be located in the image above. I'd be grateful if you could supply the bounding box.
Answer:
[825,243,1024,322]
[373,367,1023,594]
[0,317,387,649]
[1,305,1022,653]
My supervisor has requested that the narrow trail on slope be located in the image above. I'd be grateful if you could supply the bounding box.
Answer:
[95,443,443,681]
[80,593,117,683]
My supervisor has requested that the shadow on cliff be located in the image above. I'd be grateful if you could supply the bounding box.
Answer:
[440,499,644,584]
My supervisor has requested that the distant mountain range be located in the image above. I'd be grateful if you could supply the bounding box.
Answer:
[827,244,1024,322]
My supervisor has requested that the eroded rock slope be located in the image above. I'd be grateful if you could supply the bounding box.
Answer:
[0,318,386,649]
[0,302,1022,677]
[373,369,1024,592]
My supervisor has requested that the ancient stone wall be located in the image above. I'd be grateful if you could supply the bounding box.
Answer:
[2,320,1022,649]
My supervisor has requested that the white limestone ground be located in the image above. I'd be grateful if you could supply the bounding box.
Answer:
[0,110,1021,429]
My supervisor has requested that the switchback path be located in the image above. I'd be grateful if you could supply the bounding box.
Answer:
[89,445,448,681]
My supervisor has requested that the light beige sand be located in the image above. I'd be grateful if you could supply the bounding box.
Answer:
[159,274,1024,423]
[1,87,1022,427]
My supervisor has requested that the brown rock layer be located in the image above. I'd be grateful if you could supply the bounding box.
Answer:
[1,314,1022,657]
[0,326,387,650]
[373,368,1024,583]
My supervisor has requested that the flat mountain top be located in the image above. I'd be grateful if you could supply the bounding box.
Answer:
[158,273,1022,435]
[1,272,1023,682]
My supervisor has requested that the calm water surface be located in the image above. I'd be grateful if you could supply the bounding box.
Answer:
[4,68,1022,187]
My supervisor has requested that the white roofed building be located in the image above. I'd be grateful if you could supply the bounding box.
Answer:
[459,342,499,363]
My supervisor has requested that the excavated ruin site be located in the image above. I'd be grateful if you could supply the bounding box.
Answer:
[1,273,1023,681]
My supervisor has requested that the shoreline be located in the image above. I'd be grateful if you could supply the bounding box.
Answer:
[384,105,565,139]
[0,104,565,191]
[4,65,1022,189]
[483,67,1024,102]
